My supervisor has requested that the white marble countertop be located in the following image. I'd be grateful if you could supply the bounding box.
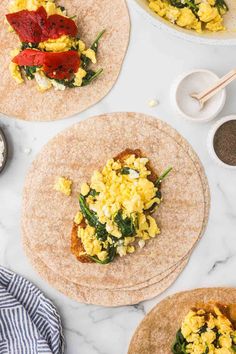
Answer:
[1,1,236,353]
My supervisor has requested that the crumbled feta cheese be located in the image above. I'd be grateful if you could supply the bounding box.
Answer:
[51,80,66,91]
[138,239,145,248]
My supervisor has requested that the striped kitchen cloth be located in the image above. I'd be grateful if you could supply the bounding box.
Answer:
[0,266,64,354]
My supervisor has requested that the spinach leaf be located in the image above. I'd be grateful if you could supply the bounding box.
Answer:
[81,29,105,69]
[21,42,38,50]
[155,167,172,187]
[79,194,108,241]
[88,189,99,197]
[114,210,136,237]
[145,189,162,214]
[53,69,103,88]
[215,0,228,13]
[82,69,103,86]
[169,0,198,16]
[89,244,116,264]
[204,347,209,354]
[53,78,75,88]
[91,29,106,53]
[169,0,186,8]
[212,327,221,347]
[172,329,187,354]
[120,167,139,176]
[198,324,208,334]
[21,65,38,79]
[79,195,118,263]
[120,167,131,175]
[232,344,236,352]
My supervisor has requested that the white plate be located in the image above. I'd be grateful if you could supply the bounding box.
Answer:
[132,0,236,45]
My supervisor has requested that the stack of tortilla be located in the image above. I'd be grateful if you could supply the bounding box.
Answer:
[0,0,130,121]
[22,112,210,306]
[128,288,236,354]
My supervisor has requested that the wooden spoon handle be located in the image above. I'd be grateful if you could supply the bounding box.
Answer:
[196,69,236,105]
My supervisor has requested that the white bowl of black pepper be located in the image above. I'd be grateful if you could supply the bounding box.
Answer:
[208,115,236,169]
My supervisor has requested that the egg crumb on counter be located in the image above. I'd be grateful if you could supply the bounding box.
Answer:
[173,305,236,353]
[54,176,72,196]
[148,99,159,107]
[148,0,227,33]
[73,151,167,264]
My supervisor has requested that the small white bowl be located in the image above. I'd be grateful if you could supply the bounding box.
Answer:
[170,69,226,123]
[207,115,236,169]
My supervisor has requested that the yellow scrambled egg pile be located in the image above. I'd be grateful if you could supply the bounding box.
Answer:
[148,0,227,33]
[180,306,236,353]
[75,154,161,262]
[8,0,97,91]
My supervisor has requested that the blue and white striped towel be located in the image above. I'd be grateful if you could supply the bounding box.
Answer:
[0,267,64,354]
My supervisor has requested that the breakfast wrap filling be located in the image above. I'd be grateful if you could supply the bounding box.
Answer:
[6,0,105,91]
[173,304,236,354]
[147,0,228,33]
[68,149,172,264]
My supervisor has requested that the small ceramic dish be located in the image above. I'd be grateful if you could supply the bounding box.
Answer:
[207,115,236,169]
[0,128,8,174]
[170,69,226,123]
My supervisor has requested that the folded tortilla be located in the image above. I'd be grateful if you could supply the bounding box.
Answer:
[21,112,210,299]
[128,288,236,354]
[0,0,130,121]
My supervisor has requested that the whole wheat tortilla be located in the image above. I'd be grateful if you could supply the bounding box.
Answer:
[22,231,189,306]
[0,0,130,121]
[128,288,236,354]
[21,112,210,291]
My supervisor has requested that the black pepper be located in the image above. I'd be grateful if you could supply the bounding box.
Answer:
[213,120,236,166]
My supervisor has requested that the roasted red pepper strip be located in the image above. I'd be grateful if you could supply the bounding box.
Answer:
[13,49,80,80]
[6,6,78,43]
[12,49,45,66]
[43,51,80,79]
[47,14,78,39]
[6,7,47,42]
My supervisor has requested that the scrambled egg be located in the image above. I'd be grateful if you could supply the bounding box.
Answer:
[179,306,236,353]
[38,35,76,52]
[9,62,24,84]
[74,68,87,87]
[74,211,83,225]
[8,0,65,15]
[54,176,72,196]
[148,0,226,33]
[82,48,97,64]
[76,154,161,261]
